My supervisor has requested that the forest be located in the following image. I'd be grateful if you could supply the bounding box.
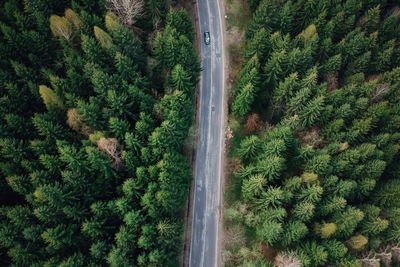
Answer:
[0,0,199,266]
[227,0,400,266]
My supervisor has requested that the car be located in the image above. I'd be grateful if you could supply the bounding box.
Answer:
[204,31,210,45]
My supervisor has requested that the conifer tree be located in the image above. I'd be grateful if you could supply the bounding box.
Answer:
[171,64,193,97]
[94,26,112,49]
[232,83,257,116]
[237,135,262,161]
[50,15,74,41]
[256,220,283,246]
[39,85,65,110]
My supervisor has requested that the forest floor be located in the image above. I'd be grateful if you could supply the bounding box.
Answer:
[222,0,251,265]
[224,0,251,106]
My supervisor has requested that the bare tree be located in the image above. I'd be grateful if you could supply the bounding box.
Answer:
[391,242,400,262]
[358,243,400,267]
[106,0,145,28]
[274,251,302,267]
[371,83,390,103]
[97,137,123,168]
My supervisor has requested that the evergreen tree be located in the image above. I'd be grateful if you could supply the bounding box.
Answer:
[237,135,263,161]
[39,85,65,110]
[256,220,283,246]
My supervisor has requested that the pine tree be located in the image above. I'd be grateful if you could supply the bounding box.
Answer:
[321,239,348,262]
[64,9,81,29]
[318,196,347,216]
[319,54,342,78]
[255,186,290,209]
[299,96,325,128]
[256,220,283,246]
[107,247,133,267]
[344,51,371,77]
[242,174,267,202]
[287,87,312,116]
[332,206,364,238]
[165,8,195,42]
[281,220,308,246]
[244,28,270,61]
[364,5,380,34]
[273,72,299,105]
[245,0,275,38]
[41,224,78,250]
[255,156,286,182]
[109,117,130,142]
[296,184,323,204]
[50,15,74,41]
[94,26,112,49]
[262,139,287,158]
[39,85,65,110]
[298,241,328,267]
[347,235,368,250]
[314,222,337,239]
[171,64,193,97]
[156,152,191,214]
[263,50,286,89]
[237,135,262,161]
[232,83,256,116]
[373,181,400,208]
[375,40,395,72]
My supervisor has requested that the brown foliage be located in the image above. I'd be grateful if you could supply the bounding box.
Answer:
[261,243,279,262]
[97,137,123,167]
[366,74,381,82]
[229,157,242,173]
[66,109,93,137]
[326,73,338,92]
[274,251,302,267]
[297,127,322,149]
[245,113,261,133]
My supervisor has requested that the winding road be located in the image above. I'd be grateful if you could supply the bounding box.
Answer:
[189,0,225,265]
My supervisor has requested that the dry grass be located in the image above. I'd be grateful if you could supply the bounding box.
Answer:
[225,0,251,31]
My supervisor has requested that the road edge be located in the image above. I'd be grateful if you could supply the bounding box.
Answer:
[182,0,201,266]
[216,0,228,265]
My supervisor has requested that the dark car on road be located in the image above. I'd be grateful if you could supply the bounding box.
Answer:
[204,31,210,45]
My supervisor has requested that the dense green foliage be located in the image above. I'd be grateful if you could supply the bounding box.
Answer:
[229,0,400,266]
[0,0,199,266]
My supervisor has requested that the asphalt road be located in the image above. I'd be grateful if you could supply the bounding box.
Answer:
[189,0,225,265]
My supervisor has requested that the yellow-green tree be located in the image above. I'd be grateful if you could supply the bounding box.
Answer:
[39,85,65,110]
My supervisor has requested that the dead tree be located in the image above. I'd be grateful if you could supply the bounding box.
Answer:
[106,0,144,28]
[274,251,302,267]
[97,137,123,168]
